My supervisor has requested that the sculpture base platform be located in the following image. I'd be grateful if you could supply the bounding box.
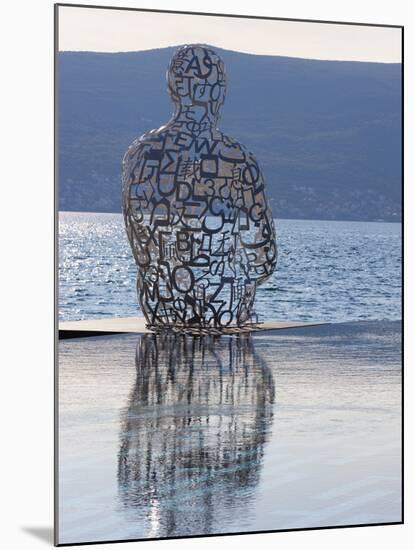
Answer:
[59,317,324,339]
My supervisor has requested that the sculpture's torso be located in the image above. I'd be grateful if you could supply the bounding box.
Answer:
[122,45,277,330]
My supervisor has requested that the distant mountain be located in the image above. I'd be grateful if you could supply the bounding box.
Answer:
[58,47,401,221]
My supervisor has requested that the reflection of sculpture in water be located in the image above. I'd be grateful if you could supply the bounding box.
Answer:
[117,333,275,538]
[122,44,277,331]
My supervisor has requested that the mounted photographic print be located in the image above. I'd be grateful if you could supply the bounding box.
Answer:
[55,3,403,546]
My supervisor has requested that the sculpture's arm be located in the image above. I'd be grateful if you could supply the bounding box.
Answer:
[237,153,277,286]
[121,136,158,223]
[121,139,158,270]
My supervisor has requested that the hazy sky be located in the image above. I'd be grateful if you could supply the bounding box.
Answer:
[58,6,402,63]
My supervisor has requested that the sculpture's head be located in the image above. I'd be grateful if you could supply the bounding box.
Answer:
[167,44,227,122]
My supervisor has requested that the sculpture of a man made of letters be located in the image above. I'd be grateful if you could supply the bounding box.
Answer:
[122,44,277,332]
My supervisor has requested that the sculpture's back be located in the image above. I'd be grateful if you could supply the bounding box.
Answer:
[122,45,277,331]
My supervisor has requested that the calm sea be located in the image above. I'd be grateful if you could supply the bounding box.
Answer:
[58,212,401,323]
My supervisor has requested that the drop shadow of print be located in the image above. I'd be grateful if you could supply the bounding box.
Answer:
[21,526,54,544]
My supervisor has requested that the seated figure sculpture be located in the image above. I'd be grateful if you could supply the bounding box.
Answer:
[122,44,277,331]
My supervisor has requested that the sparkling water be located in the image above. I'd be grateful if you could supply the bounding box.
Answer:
[58,212,401,323]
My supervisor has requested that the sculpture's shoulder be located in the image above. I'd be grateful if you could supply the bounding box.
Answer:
[122,126,168,171]
[213,131,264,190]
[215,130,261,168]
